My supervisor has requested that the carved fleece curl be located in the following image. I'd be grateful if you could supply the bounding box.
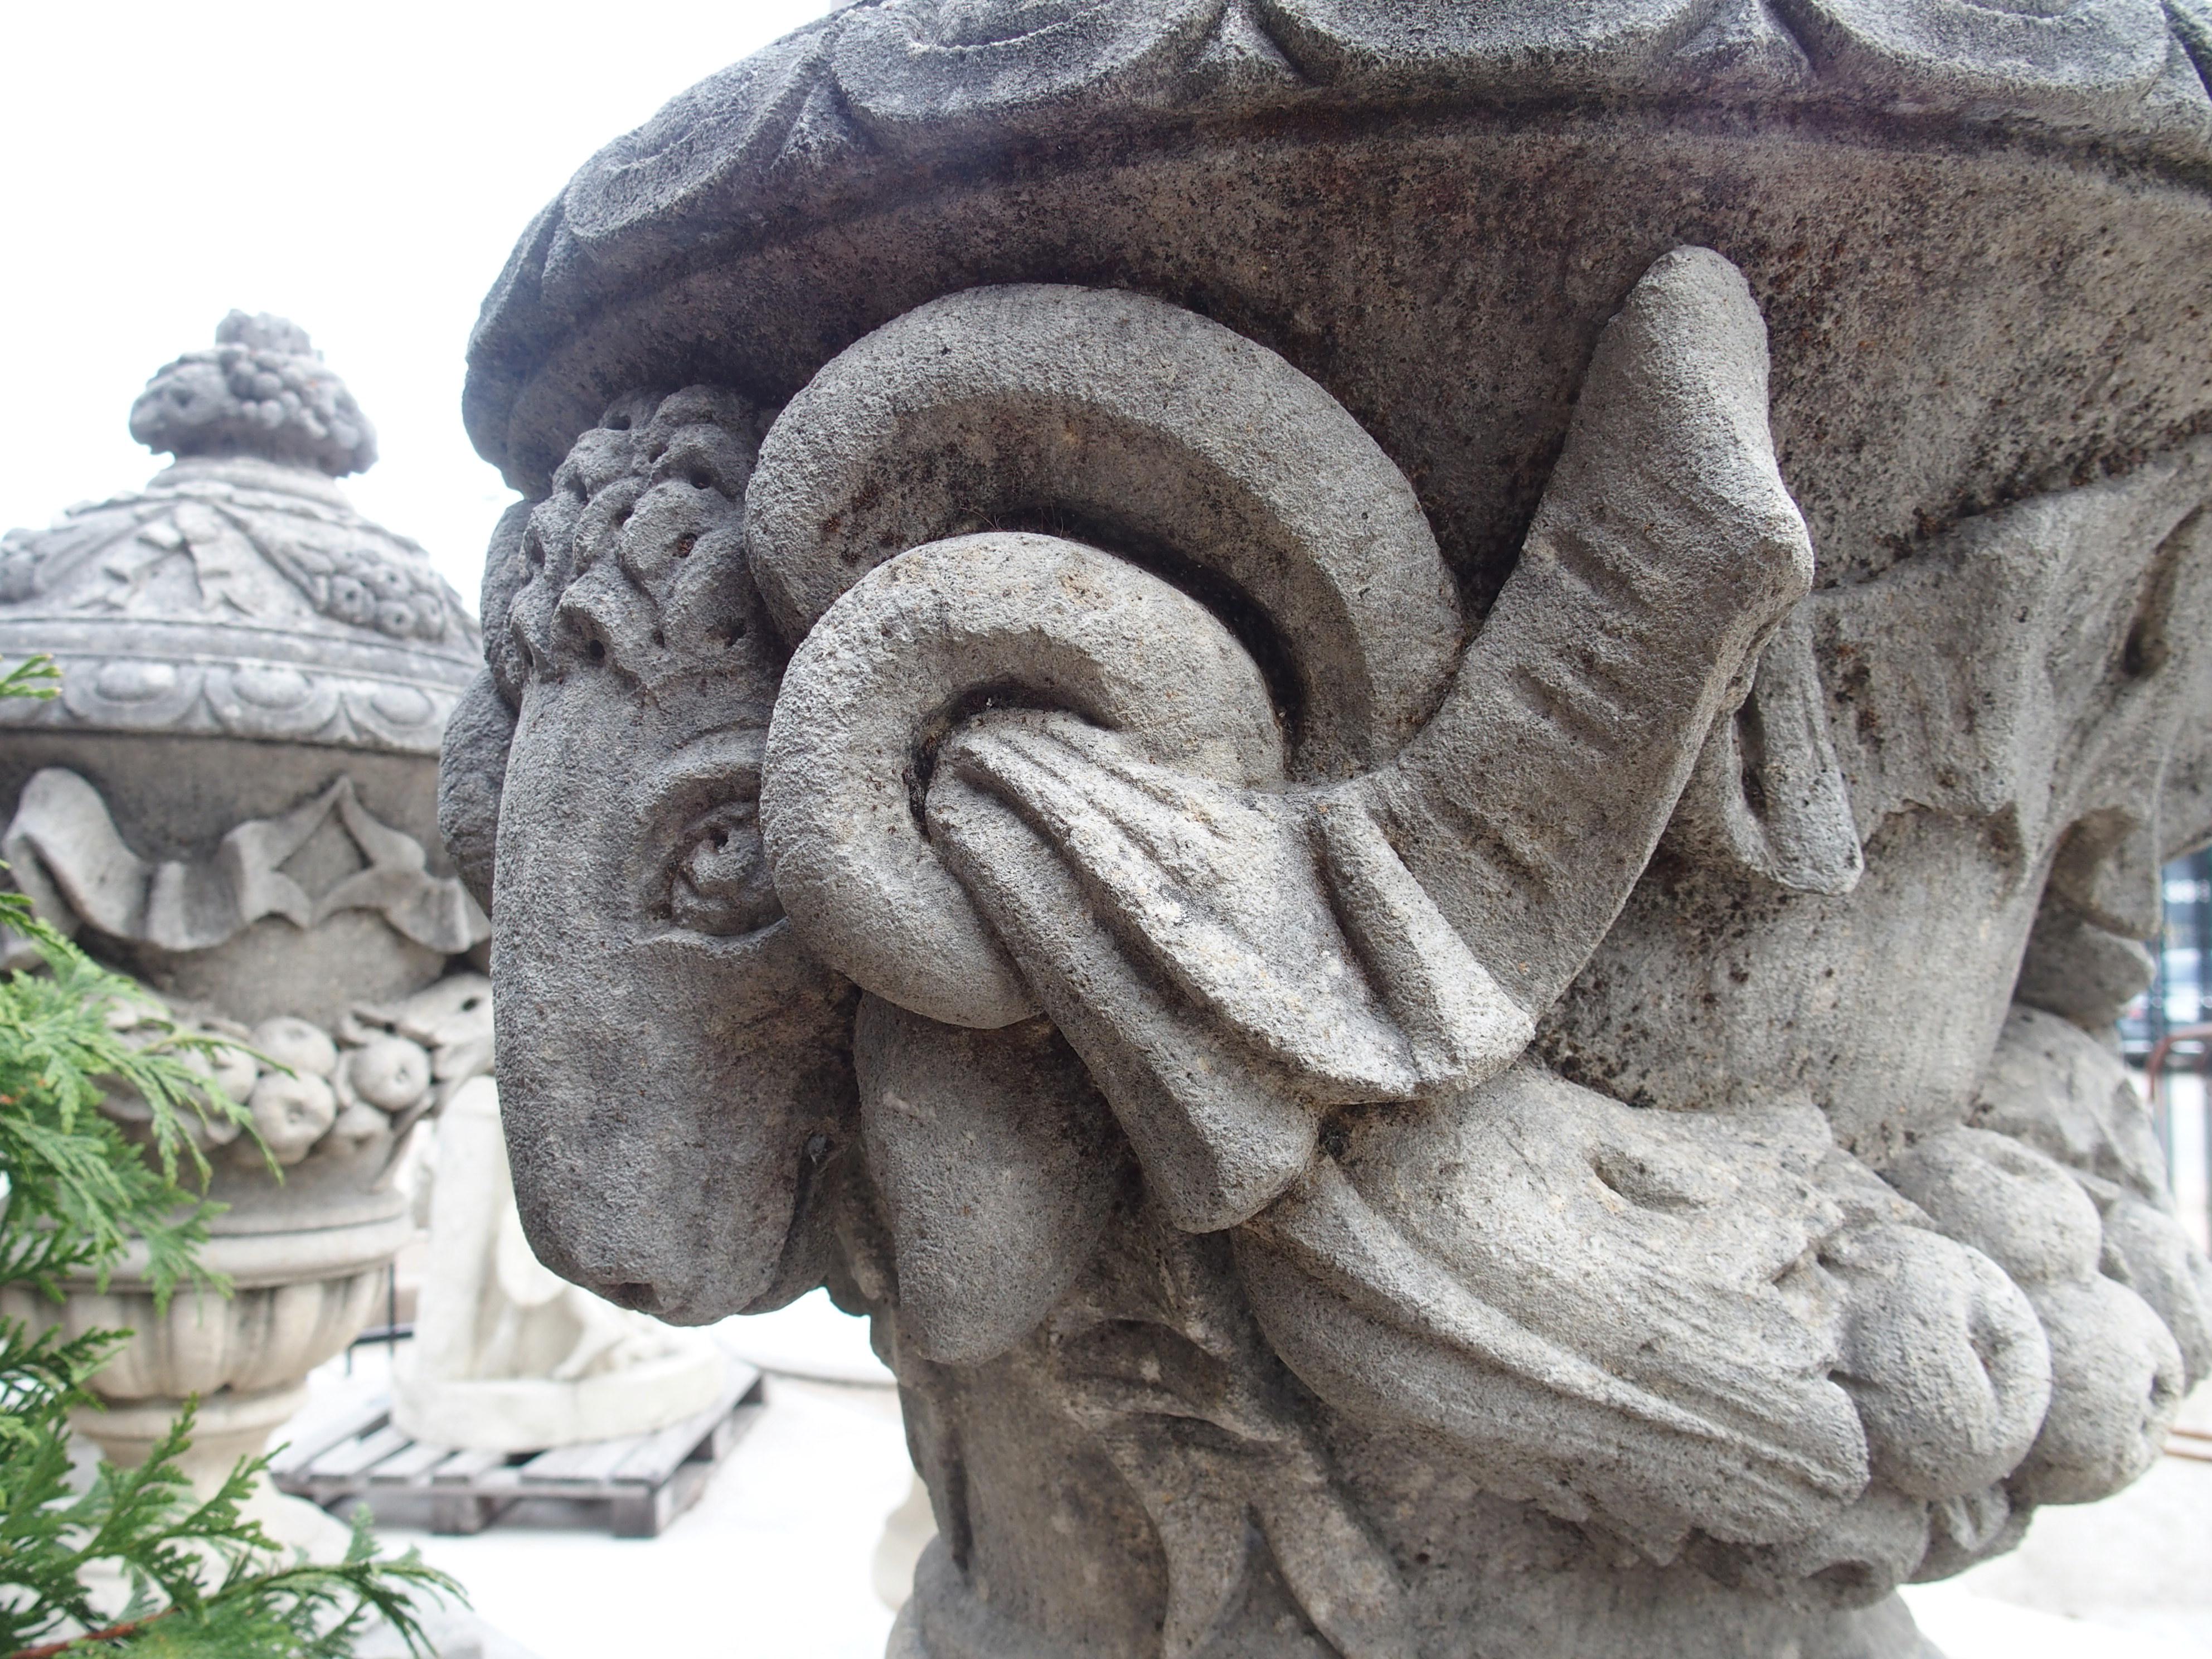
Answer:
[499,384,768,700]
[440,385,775,911]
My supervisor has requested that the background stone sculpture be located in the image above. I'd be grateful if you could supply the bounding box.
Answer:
[394,1072,730,1453]
[0,316,488,1553]
[0,317,729,1547]
[447,6,2212,1654]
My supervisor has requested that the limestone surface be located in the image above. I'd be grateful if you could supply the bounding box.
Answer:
[449,6,2212,1655]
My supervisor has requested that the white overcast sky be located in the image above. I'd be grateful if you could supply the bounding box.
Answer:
[0,1,844,612]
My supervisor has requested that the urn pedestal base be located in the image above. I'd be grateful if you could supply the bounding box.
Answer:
[390,1347,729,1454]
[77,1382,353,1557]
[887,1539,1946,1659]
[3,1202,412,1561]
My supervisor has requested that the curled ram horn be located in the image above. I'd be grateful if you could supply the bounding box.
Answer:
[757,250,1814,1240]
[760,530,1290,1033]
[745,281,1466,780]
[752,282,1507,1238]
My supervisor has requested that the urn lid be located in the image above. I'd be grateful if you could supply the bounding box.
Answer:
[0,313,479,757]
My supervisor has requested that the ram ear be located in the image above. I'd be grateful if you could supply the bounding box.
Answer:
[477,495,537,710]
[439,494,535,916]
[438,670,513,916]
[857,992,1132,1365]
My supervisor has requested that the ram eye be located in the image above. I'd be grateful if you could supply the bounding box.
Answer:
[668,801,780,935]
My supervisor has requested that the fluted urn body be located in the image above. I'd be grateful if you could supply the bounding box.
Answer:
[0,313,488,1550]
[446,6,2212,1655]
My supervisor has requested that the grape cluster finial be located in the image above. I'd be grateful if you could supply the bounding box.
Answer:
[129,311,377,477]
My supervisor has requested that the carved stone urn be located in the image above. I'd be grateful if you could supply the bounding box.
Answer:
[0,313,488,1551]
[444,4,2212,1655]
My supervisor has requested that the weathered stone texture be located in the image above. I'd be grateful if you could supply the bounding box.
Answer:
[448,5,2212,1655]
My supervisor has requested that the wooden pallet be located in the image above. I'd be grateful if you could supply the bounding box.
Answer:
[270,1366,764,1537]
[2169,1424,2212,1464]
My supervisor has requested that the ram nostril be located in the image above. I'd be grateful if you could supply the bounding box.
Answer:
[587,637,605,663]
[604,1280,661,1313]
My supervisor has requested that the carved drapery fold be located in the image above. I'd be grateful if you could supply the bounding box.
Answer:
[4,768,488,955]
